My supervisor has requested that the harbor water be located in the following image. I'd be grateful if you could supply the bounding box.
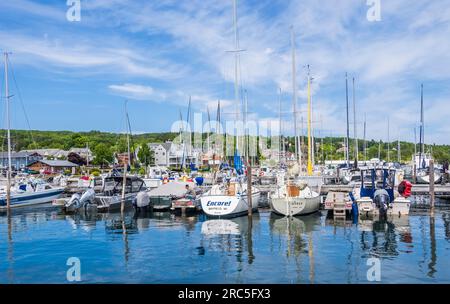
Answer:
[1,197,449,284]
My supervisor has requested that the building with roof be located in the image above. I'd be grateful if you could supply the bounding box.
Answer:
[69,147,93,162]
[148,141,200,168]
[20,149,69,160]
[27,159,79,174]
[0,152,43,170]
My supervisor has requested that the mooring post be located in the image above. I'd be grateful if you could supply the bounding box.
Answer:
[121,162,127,215]
[247,164,253,217]
[429,159,435,217]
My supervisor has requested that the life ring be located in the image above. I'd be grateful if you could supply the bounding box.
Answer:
[259,171,265,177]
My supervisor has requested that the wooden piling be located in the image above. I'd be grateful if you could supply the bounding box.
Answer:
[121,162,127,215]
[247,164,253,217]
[429,159,435,216]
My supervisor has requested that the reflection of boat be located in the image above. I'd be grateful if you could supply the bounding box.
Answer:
[201,219,241,235]
[269,212,320,235]
[200,214,259,236]
[358,216,412,257]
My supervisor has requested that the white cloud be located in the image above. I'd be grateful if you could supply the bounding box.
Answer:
[108,83,165,101]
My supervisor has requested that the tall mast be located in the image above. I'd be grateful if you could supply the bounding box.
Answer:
[419,84,424,167]
[414,126,417,157]
[4,52,12,210]
[207,106,211,154]
[387,117,390,162]
[363,113,367,162]
[310,76,315,168]
[233,0,240,125]
[345,73,350,168]
[307,65,313,176]
[278,88,282,164]
[352,77,358,168]
[397,137,401,163]
[291,27,299,165]
[125,101,131,167]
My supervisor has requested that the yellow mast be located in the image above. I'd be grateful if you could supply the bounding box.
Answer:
[307,67,313,176]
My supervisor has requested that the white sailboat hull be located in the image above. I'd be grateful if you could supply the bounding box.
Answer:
[416,172,442,184]
[200,192,260,218]
[270,195,321,216]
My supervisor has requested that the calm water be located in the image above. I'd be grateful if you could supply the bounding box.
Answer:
[1,201,450,284]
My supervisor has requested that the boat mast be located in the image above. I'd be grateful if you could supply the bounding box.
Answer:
[363,113,367,163]
[345,73,350,168]
[419,84,424,167]
[278,88,282,164]
[291,27,300,166]
[4,52,12,210]
[125,101,131,168]
[352,77,358,168]
[387,117,390,162]
[310,76,315,168]
[307,65,313,176]
[231,0,244,160]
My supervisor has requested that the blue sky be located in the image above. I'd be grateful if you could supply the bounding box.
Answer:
[0,0,449,143]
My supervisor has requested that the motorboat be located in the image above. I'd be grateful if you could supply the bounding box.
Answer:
[0,179,64,210]
[356,166,411,217]
[94,176,147,212]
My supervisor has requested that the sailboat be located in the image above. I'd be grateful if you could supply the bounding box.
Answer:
[200,0,260,218]
[269,36,320,217]
[0,53,64,210]
[414,84,442,184]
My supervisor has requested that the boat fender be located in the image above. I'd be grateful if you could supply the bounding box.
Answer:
[349,192,358,218]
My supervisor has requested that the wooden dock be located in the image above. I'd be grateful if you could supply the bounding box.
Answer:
[256,181,450,199]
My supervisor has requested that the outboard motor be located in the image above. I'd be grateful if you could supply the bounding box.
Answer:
[373,189,391,215]
[65,188,96,213]
[134,191,151,213]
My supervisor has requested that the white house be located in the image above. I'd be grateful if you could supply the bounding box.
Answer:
[148,141,200,168]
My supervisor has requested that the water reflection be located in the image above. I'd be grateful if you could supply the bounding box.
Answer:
[200,215,258,264]
[1,205,450,283]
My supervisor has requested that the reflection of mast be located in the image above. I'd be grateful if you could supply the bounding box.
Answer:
[308,232,314,283]
[247,216,254,264]
[7,213,14,282]
[428,216,437,277]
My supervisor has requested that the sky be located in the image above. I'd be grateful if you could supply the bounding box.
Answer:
[0,0,449,144]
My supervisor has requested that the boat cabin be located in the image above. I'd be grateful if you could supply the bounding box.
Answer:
[101,176,146,196]
[359,167,396,202]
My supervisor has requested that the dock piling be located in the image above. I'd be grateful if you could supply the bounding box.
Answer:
[430,159,435,216]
